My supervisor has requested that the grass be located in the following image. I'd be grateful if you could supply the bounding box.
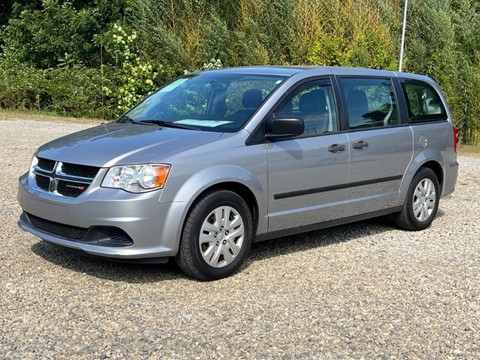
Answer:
[0,109,103,124]
[458,144,480,158]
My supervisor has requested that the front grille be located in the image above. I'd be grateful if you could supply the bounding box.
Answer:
[37,158,56,172]
[61,163,99,179]
[34,174,50,191]
[57,180,87,197]
[26,212,87,240]
[32,157,100,198]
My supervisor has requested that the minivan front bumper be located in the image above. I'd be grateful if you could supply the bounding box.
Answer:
[17,173,186,259]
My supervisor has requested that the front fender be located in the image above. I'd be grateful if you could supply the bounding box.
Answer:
[163,164,268,250]
[172,164,264,203]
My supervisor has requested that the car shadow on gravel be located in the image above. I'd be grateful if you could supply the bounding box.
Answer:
[247,217,394,263]
[30,216,394,282]
[31,241,183,283]
[248,208,446,264]
[30,211,446,282]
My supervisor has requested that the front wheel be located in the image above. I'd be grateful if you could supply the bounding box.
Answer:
[175,189,253,280]
[392,168,440,231]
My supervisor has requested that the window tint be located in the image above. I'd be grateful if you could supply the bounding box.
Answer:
[274,81,337,137]
[340,78,400,129]
[401,80,447,122]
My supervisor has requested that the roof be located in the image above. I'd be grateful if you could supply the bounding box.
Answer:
[194,65,432,82]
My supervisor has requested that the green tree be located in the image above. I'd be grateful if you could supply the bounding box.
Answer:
[405,0,480,144]
[1,0,129,68]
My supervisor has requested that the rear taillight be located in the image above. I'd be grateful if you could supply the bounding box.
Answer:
[453,127,459,153]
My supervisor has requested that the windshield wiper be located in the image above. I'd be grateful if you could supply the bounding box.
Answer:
[117,114,151,125]
[136,120,199,130]
[118,115,167,127]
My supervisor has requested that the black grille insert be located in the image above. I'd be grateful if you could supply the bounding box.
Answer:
[57,180,88,197]
[24,213,134,246]
[91,228,134,246]
[34,174,50,191]
[61,163,99,179]
[26,213,87,240]
[37,158,56,172]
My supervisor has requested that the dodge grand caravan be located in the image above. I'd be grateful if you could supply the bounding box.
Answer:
[18,67,459,280]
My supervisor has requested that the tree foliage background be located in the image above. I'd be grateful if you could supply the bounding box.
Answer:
[0,0,479,143]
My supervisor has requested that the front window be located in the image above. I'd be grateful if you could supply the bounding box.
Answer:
[124,72,286,132]
[274,80,338,137]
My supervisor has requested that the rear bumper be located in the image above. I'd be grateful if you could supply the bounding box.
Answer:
[17,173,187,259]
[442,160,459,197]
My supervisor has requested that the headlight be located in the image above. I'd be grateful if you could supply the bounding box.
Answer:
[102,164,171,193]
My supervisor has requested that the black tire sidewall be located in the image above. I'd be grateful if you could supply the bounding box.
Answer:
[405,168,440,230]
[183,190,253,280]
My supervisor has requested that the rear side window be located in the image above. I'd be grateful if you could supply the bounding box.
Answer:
[400,79,447,122]
[340,78,400,129]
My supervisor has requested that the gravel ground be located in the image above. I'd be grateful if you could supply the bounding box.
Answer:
[0,119,478,359]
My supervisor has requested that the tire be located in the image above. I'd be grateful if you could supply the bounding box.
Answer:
[175,189,253,280]
[392,167,440,231]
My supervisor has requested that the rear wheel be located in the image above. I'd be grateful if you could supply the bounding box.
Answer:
[175,189,253,280]
[392,168,440,231]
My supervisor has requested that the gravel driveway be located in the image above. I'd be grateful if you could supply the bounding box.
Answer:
[1,119,478,359]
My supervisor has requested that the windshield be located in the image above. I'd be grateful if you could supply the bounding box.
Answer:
[123,72,286,132]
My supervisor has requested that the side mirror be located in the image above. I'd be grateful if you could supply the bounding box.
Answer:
[266,116,304,139]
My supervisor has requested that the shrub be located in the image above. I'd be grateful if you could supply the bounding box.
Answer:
[100,23,158,113]
[0,58,46,110]
[0,58,114,118]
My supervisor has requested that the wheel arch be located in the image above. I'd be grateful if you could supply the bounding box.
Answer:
[186,181,259,236]
[401,148,446,203]
[418,160,444,190]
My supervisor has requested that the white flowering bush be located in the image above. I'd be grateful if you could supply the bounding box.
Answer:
[202,58,223,70]
[103,24,158,112]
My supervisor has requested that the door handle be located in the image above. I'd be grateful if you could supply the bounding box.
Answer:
[352,140,369,150]
[328,144,346,153]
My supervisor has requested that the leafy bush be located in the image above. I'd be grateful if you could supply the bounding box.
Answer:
[100,24,158,113]
[0,58,46,110]
[0,58,114,118]
[44,66,114,118]
[1,0,129,68]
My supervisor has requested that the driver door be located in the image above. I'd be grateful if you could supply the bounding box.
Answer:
[267,78,349,232]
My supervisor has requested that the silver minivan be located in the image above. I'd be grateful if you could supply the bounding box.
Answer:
[18,66,459,280]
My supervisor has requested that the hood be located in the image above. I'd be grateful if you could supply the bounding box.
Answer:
[36,122,223,167]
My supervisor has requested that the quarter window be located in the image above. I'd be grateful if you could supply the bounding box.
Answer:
[340,78,400,129]
[401,80,447,122]
[274,81,338,137]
